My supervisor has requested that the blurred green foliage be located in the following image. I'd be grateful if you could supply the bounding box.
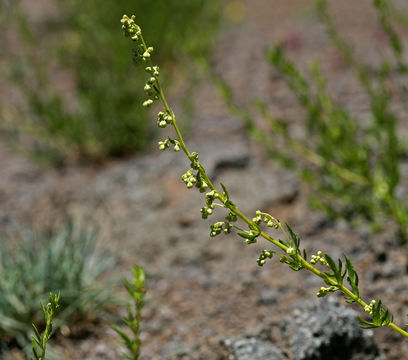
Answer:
[256,0,408,238]
[0,224,116,352]
[214,0,408,239]
[4,0,220,163]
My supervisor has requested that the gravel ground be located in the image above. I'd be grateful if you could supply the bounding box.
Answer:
[2,0,408,359]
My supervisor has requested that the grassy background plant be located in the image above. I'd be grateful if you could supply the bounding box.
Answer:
[2,0,220,163]
[214,0,408,240]
[0,224,116,351]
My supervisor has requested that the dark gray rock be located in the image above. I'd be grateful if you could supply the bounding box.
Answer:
[221,337,286,360]
[282,297,385,360]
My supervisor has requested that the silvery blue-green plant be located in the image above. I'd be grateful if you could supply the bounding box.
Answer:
[31,293,60,360]
[0,224,116,350]
[121,14,408,339]
[112,266,146,360]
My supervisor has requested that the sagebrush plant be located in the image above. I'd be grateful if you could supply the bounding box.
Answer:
[112,266,146,360]
[120,14,408,339]
[235,0,408,239]
[0,224,116,350]
[2,0,220,163]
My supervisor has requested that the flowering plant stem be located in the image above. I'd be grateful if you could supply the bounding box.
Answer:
[120,15,408,339]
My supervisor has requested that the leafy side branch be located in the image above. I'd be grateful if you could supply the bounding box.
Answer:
[120,15,408,339]
[112,266,146,360]
[31,293,60,360]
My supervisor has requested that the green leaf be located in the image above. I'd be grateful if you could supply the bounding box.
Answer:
[286,223,300,250]
[278,239,289,247]
[113,324,132,346]
[220,183,236,207]
[32,343,39,359]
[237,231,252,240]
[324,254,337,273]
[324,254,345,286]
[358,316,377,329]
[344,254,359,299]
[220,183,229,200]
[31,323,41,341]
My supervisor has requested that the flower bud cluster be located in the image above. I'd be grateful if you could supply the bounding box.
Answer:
[144,78,156,97]
[252,211,280,229]
[252,210,263,224]
[182,169,196,189]
[158,138,170,151]
[195,172,208,193]
[200,190,218,219]
[142,47,153,60]
[286,247,296,255]
[364,300,376,315]
[173,141,181,152]
[121,18,162,108]
[200,205,214,219]
[244,230,259,244]
[210,221,232,237]
[263,213,280,229]
[143,99,154,107]
[257,250,273,266]
[157,111,173,128]
[189,152,200,171]
[316,286,337,297]
[120,15,141,40]
[145,66,160,77]
[206,190,218,203]
[225,212,237,222]
[310,251,327,266]
[157,137,181,152]
[142,67,160,107]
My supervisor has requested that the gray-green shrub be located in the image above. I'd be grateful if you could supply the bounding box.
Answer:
[0,224,116,350]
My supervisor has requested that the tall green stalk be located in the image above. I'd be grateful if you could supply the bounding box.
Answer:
[120,15,408,339]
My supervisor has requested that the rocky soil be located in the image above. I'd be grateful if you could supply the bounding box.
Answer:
[2,0,408,359]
